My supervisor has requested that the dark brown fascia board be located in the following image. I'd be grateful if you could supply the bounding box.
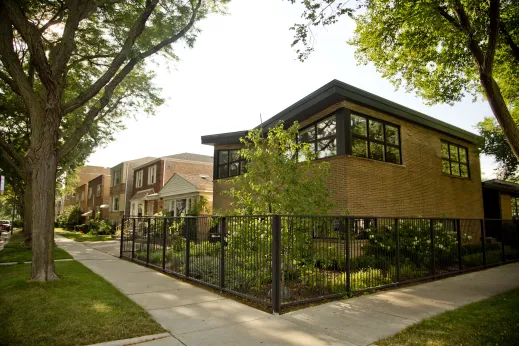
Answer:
[201,79,482,146]
[482,180,519,196]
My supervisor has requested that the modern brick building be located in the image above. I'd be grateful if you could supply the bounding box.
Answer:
[108,157,156,225]
[202,80,484,218]
[86,174,111,220]
[482,180,519,220]
[129,153,213,216]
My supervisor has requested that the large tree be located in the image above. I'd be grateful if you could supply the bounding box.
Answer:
[288,0,519,161]
[0,0,227,281]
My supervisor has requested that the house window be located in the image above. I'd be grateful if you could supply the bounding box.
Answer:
[96,185,101,197]
[136,170,143,188]
[217,150,246,179]
[80,191,84,201]
[176,199,187,216]
[512,197,519,219]
[88,187,92,199]
[148,165,156,185]
[112,197,119,211]
[112,170,120,186]
[441,141,469,178]
[351,114,401,164]
[299,115,337,159]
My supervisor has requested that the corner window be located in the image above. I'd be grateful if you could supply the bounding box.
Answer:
[299,115,337,159]
[217,150,246,179]
[136,170,143,188]
[351,114,401,164]
[148,165,156,185]
[441,141,469,178]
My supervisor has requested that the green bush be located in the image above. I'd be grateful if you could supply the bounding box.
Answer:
[57,205,82,229]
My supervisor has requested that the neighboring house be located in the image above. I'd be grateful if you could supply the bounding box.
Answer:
[130,153,213,216]
[64,165,110,209]
[482,180,519,220]
[86,174,111,220]
[201,79,484,218]
[75,183,88,214]
[109,157,156,225]
[158,173,213,216]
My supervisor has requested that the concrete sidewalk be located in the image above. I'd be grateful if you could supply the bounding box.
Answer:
[56,236,519,346]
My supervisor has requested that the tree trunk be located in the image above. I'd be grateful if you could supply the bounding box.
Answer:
[480,74,519,160]
[30,133,59,281]
[23,175,32,247]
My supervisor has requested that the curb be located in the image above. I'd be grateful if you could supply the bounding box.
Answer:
[87,333,171,346]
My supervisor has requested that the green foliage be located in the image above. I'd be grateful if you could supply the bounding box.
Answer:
[222,122,334,215]
[57,206,82,229]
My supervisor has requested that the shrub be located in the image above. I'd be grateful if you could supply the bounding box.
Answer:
[56,205,82,229]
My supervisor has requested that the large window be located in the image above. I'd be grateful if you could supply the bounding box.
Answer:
[217,150,246,179]
[148,165,156,185]
[299,115,337,159]
[441,141,469,178]
[351,114,401,164]
[136,170,143,187]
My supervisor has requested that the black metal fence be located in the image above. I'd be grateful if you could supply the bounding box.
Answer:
[120,215,519,313]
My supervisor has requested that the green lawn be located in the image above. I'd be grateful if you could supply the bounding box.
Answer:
[377,288,519,346]
[0,261,164,346]
[55,228,117,242]
[0,231,72,263]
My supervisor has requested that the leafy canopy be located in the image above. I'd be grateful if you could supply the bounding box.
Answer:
[222,122,334,215]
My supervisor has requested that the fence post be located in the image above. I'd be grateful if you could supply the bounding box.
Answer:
[395,218,400,283]
[501,221,506,263]
[456,219,462,270]
[162,218,167,271]
[271,214,281,315]
[120,217,125,258]
[219,217,226,289]
[345,217,351,297]
[132,218,136,260]
[480,219,487,266]
[146,217,151,265]
[430,219,435,276]
[185,217,191,277]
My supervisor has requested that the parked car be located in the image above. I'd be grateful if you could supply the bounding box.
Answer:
[0,220,11,233]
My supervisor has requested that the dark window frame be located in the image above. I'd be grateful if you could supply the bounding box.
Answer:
[298,114,338,160]
[441,140,470,178]
[350,113,402,165]
[216,149,246,179]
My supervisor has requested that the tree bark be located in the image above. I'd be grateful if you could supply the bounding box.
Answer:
[23,174,32,247]
[30,120,59,281]
[479,74,519,161]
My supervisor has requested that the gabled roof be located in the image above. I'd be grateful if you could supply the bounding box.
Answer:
[482,179,519,195]
[133,152,213,170]
[131,188,155,200]
[158,173,213,198]
[201,79,482,146]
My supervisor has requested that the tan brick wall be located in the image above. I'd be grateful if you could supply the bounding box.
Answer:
[500,193,513,219]
[212,101,484,218]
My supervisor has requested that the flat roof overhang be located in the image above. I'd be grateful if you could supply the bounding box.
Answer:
[201,80,482,146]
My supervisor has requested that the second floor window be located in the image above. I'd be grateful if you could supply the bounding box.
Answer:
[299,115,337,159]
[351,114,401,164]
[88,187,92,199]
[136,170,143,187]
[112,197,119,211]
[217,150,246,179]
[80,191,84,201]
[112,170,120,186]
[96,185,101,197]
[148,165,156,185]
[441,141,469,178]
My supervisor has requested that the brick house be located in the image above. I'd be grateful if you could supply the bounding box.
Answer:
[86,174,111,220]
[129,153,213,216]
[202,79,484,218]
[158,173,213,216]
[108,157,156,225]
[482,180,519,220]
[75,183,88,214]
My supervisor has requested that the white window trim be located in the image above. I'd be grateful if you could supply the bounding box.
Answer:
[148,165,156,185]
[136,170,143,188]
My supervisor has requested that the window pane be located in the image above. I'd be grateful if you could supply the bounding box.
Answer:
[230,150,240,162]
[369,120,384,141]
[352,138,367,158]
[386,146,401,164]
[229,162,240,176]
[441,142,449,159]
[451,162,460,176]
[317,116,336,138]
[460,164,468,178]
[459,147,467,163]
[442,160,451,174]
[317,138,336,158]
[449,144,459,162]
[240,161,247,175]
[369,142,384,161]
[219,151,229,164]
[299,126,316,143]
[385,125,399,145]
[218,164,228,178]
[351,115,367,137]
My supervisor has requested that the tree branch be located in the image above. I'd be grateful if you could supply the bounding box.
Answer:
[39,2,66,33]
[484,0,500,75]
[62,0,161,115]
[500,23,519,63]
[59,0,202,159]
[0,136,24,178]
[0,69,21,95]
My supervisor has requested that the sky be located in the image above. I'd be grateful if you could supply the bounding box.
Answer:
[86,0,499,179]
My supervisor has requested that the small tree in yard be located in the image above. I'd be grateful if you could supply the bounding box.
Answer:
[222,122,334,215]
